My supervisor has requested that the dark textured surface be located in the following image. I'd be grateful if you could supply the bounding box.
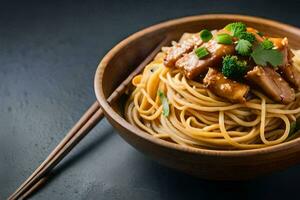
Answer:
[1,0,300,199]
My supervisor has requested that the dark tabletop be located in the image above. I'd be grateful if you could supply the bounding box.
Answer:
[1,0,300,199]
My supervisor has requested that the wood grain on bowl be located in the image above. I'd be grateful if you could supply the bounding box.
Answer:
[94,14,300,180]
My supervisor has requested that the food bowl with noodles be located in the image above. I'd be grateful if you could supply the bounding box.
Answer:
[95,14,300,180]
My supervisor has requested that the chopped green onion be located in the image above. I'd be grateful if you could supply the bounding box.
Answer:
[199,29,213,42]
[195,47,209,59]
[216,33,233,45]
[158,90,169,117]
[260,39,274,50]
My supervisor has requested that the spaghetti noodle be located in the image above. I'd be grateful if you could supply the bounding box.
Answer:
[125,24,300,150]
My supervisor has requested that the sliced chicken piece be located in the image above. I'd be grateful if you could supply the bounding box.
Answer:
[179,33,196,43]
[245,66,295,104]
[280,64,300,90]
[268,37,300,90]
[164,34,203,68]
[175,39,235,79]
[278,46,300,90]
[268,38,300,85]
[175,53,209,79]
[203,68,250,103]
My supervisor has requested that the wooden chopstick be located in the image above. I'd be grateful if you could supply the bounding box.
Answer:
[8,36,171,200]
[19,176,49,200]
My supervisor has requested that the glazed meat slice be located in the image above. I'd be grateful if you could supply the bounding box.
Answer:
[164,33,203,68]
[280,64,300,90]
[175,39,235,79]
[273,39,300,90]
[175,53,208,79]
[203,68,250,103]
[245,66,295,104]
[178,33,196,43]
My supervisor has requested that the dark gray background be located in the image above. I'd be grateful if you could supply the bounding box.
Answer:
[1,0,300,199]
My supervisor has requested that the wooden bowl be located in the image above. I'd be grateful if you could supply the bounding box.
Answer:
[94,14,300,180]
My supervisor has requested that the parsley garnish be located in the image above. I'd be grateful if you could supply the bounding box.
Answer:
[235,39,252,56]
[199,29,213,42]
[261,39,274,50]
[251,45,283,67]
[225,22,247,37]
[195,47,209,59]
[216,33,233,45]
[158,90,169,117]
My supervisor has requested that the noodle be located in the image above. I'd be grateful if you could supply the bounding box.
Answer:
[125,47,300,150]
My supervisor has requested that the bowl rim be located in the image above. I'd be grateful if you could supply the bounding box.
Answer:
[94,14,300,157]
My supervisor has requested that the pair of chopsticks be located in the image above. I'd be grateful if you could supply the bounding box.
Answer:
[8,36,171,200]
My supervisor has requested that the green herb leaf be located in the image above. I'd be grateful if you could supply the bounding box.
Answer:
[222,55,248,79]
[225,22,247,37]
[158,90,169,117]
[286,119,300,141]
[236,32,256,43]
[251,45,283,67]
[261,39,274,50]
[257,31,264,37]
[289,119,300,137]
[199,29,213,42]
[195,47,209,59]
[235,39,252,56]
[216,33,233,45]
[290,121,297,135]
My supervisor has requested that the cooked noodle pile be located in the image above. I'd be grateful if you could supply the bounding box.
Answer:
[125,50,300,150]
